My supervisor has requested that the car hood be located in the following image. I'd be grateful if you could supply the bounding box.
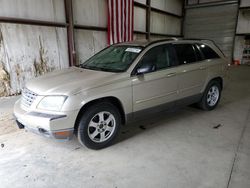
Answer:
[26,67,128,95]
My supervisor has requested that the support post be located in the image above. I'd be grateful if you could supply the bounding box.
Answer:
[146,0,151,40]
[64,0,76,66]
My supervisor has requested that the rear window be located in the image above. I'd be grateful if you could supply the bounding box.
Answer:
[197,44,220,59]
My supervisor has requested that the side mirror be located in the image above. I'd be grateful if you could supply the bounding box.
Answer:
[136,64,155,75]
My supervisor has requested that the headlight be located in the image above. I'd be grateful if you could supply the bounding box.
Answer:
[37,96,67,111]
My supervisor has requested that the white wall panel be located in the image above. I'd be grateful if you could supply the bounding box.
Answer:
[0,24,68,95]
[150,36,170,40]
[187,0,199,5]
[237,10,250,34]
[75,30,107,63]
[151,0,183,16]
[134,7,146,32]
[133,33,146,40]
[234,36,245,62]
[150,12,181,35]
[73,0,107,27]
[199,0,226,3]
[0,0,65,22]
[134,0,146,4]
[241,0,250,7]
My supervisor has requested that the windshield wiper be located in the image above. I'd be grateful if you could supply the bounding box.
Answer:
[79,64,106,71]
[79,64,123,73]
[79,64,93,70]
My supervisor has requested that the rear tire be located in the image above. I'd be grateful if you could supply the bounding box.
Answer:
[77,102,121,150]
[198,80,221,111]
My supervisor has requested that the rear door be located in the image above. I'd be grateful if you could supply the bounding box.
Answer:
[173,43,207,99]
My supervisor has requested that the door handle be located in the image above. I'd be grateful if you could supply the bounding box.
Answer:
[166,72,176,77]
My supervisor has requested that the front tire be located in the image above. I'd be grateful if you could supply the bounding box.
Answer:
[198,81,221,111]
[77,102,121,149]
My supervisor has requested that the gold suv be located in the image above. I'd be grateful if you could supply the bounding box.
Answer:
[14,39,228,149]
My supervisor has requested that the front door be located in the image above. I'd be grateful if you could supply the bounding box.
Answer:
[131,44,178,115]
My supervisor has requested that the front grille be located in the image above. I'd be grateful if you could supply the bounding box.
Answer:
[21,88,38,107]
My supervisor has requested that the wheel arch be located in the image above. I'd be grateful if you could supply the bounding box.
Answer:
[203,76,223,93]
[199,76,223,111]
[73,96,126,134]
[209,77,223,90]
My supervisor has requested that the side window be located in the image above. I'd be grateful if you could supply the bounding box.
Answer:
[193,45,203,61]
[197,44,220,59]
[174,44,197,65]
[135,44,175,74]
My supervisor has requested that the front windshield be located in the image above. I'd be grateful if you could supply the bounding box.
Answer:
[79,45,143,72]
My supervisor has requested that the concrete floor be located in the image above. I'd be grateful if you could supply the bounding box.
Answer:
[0,66,250,188]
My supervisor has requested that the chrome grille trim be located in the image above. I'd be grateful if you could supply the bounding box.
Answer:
[21,88,38,107]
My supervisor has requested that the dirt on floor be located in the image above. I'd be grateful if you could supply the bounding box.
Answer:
[0,96,20,136]
[0,112,19,136]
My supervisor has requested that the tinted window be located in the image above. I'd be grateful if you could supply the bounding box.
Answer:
[197,44,220,59]
[193,45,203,61]
[136,44,175,73]
[174,44,197,65]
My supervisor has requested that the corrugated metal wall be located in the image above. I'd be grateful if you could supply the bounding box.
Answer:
[150,11,181,35]
[150,0,182,36]
[184,2,238,60]
[134,0,183,40]
[0,0,68,96]
[0,0,183,97]
[73,0,107,63]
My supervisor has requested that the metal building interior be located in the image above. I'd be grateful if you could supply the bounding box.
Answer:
[0,0,250,187]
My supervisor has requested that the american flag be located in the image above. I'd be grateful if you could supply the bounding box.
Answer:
[107,0,134,45]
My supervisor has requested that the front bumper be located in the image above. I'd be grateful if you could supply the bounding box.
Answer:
[13,99,78,140]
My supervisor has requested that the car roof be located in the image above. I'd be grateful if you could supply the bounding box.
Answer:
[114,38,176,47]
[114,38,216,48]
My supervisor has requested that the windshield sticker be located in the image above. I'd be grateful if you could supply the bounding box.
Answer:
[125,48,141,53]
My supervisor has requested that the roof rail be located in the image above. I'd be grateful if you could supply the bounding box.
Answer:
[182,38,216,43]
[145,37,179,47]
[170,37,179,41]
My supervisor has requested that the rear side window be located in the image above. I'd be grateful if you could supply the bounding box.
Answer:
[193,45,203,61]
[173,44,196,65]
[197,44,220,59]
